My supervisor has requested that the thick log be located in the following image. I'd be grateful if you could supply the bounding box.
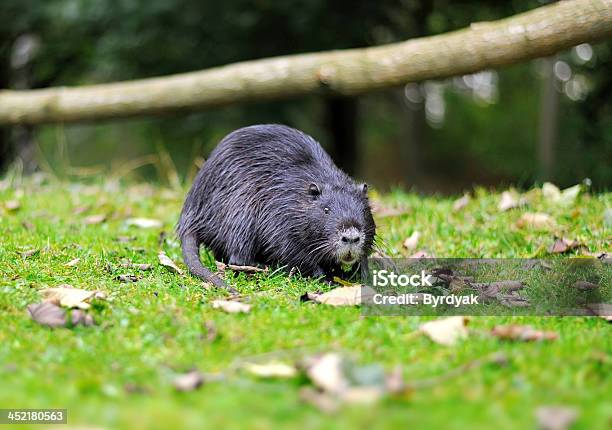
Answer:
[0,0,611,125]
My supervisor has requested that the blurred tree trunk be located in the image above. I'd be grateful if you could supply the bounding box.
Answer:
[396,88,426,187]
[325,96,358,175]
[397,0,431,189]
[537,56,559,182]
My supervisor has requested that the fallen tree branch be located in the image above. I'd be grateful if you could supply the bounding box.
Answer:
[1,0,611,125]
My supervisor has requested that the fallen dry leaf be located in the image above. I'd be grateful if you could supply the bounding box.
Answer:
[116,236,136,243]
[120,262,152,271]
[311,285,376,306]
[158,252,183,275]
[84,214,107,225]
[535,406,578,430]
[242,361,298,378]
[403,231,420,251]
[548,237,585,254]
[40,285,106,309]
[211,299,251,314]
[126,217,163,229]
[65,258,81,267]
[72,205,90,215]
[474,280,525,301]
[452,194,471,212]
[497,292,531,308]
[304,353,348,394]
[585,303,612,322]
[69,309,95,326]
[517,212,556,230]
[491,325,558,341]
[498,190,526,211]
[215,261,267,273]
[543,182,581,207]
[572,281,599,291]
[420,316,469,346]
[27,303,66,328]
[19,248,39,258]
[408,250,434,259]
[173,370,205,392]
[5,200,21,211]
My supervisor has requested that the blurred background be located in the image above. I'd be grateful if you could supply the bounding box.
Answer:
[0,0,610,193]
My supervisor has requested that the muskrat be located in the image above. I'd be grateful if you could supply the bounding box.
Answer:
[177,124,376,290]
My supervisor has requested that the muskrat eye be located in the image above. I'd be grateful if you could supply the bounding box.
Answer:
[324,207,330,214]
[308,183,321,197]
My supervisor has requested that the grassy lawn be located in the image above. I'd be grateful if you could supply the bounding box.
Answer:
[0,176,610,430]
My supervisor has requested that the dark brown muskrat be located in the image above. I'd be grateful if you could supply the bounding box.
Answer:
[177,124,376,290]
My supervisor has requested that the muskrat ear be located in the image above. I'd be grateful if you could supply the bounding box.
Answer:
[308,183,321,197]
[359,183,369,195]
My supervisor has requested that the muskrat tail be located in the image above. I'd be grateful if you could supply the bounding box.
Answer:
[181,233,237,293]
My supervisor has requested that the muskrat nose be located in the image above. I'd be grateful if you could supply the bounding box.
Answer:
[340,229,361,244]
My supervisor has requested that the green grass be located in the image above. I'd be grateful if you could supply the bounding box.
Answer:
[0,177,610,430]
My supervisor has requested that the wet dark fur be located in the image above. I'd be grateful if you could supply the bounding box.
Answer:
[177,124,376,289]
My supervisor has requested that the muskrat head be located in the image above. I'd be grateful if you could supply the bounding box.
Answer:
[306,181,375,268]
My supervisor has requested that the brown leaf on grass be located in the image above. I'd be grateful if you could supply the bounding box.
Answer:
[19,248,39,258]
[40,285,106,309]
[120,262,152,271]
[535,406,578,430]
[419,316,469,346]
[408,250,434,259]
[498,190,526,211]
[115,236,136,243]
[300,353,386,407]
[474,280,525,300]
[310,285,376,306]
[242,361,298,378]
[5,200,20,211]
[126,217,162,229]
[27,303,66,328]
[65,258,81,267]
[516,212,556,230]
[116,274,139,283]
[402,231,420,252]
[584,303,612,322]
[158,252,183,275]
[84,214,106,225]
[497,292,531,308]
[452,194,471,212]
[542,182,582,207]
[22,221,34,231]
[491,325,558,341]
[211,300,251,314]
[303,353,348,394]
[215,261,268,274]
[173,370,205,392]
[548,237,585,254]
[69,309,95,326]
[572,281,599,291]
[72,205,90,215]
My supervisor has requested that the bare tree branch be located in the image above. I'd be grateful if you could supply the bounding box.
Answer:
[1,0,611,125]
